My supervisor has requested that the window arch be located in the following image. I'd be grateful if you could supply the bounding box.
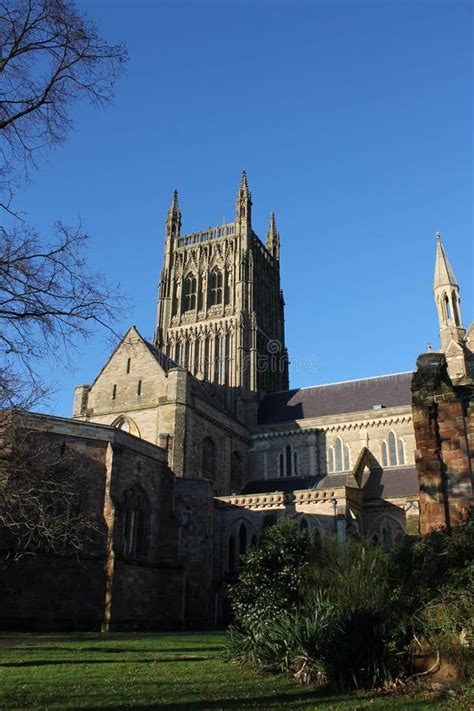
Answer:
[202,437,216,480]
[382,431,405,467]
[122,486,150,559]
[111,415,140,438]
[328,437,351,472]
[328,447,334,473]
[444,292,452,321]
[452,291,460,326]
[299,517,309,531]
[369,516,404,549]
[210,269,223,305]
[183,273,197,311]
[280,444,299,477]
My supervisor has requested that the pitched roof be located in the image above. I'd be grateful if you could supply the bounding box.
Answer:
[258,372,413,424]
[143,338,178,372]
[362,466,419,499]
[241,467,419,499]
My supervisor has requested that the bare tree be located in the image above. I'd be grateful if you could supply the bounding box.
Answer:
[0,0,127,188]
[0,220,125,408]
[0,410,103,564]
[0,0,128,408]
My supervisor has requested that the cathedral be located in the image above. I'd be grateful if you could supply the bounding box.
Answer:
[2,173,473,630]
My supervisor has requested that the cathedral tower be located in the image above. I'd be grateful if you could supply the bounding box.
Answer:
[154,172,289,395]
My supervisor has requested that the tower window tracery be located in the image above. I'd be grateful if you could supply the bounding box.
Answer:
[279,444,298,477]
[210,269,223,305]
[183,274,197,311]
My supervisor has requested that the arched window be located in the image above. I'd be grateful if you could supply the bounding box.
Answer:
[452,291,460,326]
[300,517,309,531]
[202,437,216,480]
[194,339,201,374]
[239,523,247,557]
[344,445,350,471]
[332,437,350,472]
[286,444,292,476]
[293,450,299,475]
[370,516,404,548]
[397,438,405,465]
[215,334,224,382]
[184,338,190,368]
[444,293,452,321]
[224,269,231,305]
[204,338,210,379]
[389,431,397,466]
[279,452,284,477]
[328,447,334,473]
[251,534,258,547]
[382,431,405,467]
[112,415,140,438]
[117,418,130,433]
[122,486,150,559]
[230,451,242,492]
[228,535,236,572]
[210,269,223,305]
[335,437,343,471]
[183,274,197,311]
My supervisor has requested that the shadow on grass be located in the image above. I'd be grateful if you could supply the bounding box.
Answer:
[0,656,213,668]
[7,646,222,654]
[72,694,367,711]
[75,694,447,711]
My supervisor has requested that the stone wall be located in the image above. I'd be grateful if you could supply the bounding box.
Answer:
[0,414,184,631]
[412,353,474,533]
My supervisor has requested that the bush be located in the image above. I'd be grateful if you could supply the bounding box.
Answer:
[226,518,474,690]
[228,518,314,630]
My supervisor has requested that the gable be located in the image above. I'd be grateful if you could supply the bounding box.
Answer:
[85,326,170,409]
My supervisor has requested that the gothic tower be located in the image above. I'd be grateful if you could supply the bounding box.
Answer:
[154,172,289,396]
[434,232,465,350]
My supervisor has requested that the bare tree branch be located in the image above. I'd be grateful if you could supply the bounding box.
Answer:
[0,1,129,409]
[0,0,127,186]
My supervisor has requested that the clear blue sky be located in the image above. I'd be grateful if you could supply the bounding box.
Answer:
[21,0,473,417]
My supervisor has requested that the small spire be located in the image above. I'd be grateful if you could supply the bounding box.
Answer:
[266,211,280,259]
[434,231,458,290]
[267,211,278,239]
[240,169,249,194]
[171,189,179,212]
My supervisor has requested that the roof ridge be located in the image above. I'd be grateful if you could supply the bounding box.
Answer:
[267,371,413,396]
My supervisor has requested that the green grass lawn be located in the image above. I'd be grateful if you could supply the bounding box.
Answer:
[0,631,470,710]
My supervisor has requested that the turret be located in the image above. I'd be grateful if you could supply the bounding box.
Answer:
[266,211,280,260]
[166,189,181,241]
[434,232,465,350]
[235,170,252,228]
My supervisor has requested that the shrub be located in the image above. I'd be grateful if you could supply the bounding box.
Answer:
[226,518,474,690]
[228,518,314,630]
